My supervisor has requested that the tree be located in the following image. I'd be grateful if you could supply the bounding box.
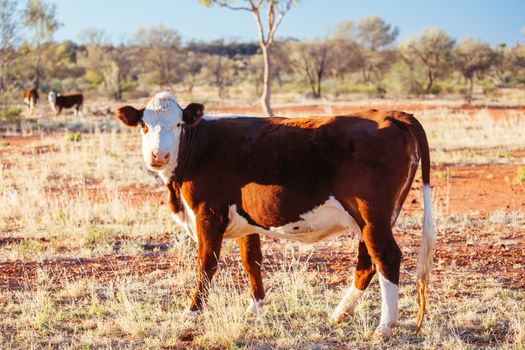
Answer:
[291,39,335,98]
[134,25,182,89]
[0,0,19,107]
[329,37,364,82]
[203,54,237,97]
[200,0,295,116]
[78,29,133,100]
[24,0,60,89]
[454,39,496,103]
[334,17,398,83]
[181,47,204,94]
[400,28,455,93]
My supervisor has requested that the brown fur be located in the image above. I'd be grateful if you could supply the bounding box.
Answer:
[23,88,39,115]
[167,109,431,312]
[51,94,83,115]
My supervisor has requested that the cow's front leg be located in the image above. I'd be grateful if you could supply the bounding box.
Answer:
[237,234,265,315]
[187,209,226,316]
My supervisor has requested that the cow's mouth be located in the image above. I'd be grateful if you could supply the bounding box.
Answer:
[149,162,168,171]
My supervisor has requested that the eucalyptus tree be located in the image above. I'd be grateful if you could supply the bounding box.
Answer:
[200,0,296,116]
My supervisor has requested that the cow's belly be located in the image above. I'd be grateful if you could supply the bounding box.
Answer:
[224,196,361,243]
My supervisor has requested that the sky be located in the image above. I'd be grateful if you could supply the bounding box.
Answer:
[50,0,525,46]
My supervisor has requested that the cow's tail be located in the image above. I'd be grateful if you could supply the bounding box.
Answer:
[392,112,436,332]
[404,114,436,332]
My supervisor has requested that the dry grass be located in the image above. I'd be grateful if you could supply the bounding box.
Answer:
[1,99,524,349]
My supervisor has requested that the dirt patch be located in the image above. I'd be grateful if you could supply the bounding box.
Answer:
[0,134,43,147]
[403,164,525,215]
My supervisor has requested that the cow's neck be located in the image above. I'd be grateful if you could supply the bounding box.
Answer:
[170,122,201,186]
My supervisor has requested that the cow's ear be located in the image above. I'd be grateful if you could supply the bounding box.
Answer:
[116,105,144,127]
[183,103,204,124]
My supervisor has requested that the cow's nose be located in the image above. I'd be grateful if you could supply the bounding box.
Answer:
[151,151,170,163]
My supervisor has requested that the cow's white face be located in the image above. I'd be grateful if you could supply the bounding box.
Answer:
[48,91,57,105]
[116,91,204,184]
[140,92,183,178]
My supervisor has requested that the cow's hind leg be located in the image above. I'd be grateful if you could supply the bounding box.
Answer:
[363,218,401,337]
[237,234,266,315]
[331,241,375,322]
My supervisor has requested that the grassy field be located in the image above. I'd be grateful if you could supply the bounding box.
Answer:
[1,97,524,349]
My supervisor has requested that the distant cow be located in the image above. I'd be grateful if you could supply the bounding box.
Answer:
[23,88,39,116]
[48,91,83,116]
[116,92,436,337]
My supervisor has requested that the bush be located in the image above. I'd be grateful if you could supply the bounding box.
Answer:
[1,106,23,124]
[65,132,82,142]
[382,61,426,97]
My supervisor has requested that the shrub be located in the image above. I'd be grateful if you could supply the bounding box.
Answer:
[382,60,426,97]
[65,132,82,142]
[1,106,23,124]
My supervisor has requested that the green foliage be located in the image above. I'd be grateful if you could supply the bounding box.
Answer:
[1,105,22,118]
[514,167,525,184]
[83,225,116,245]
[84,70,104,86]
[382,60,426,97]
[1,106,23,123]
[65,132,81,142]
[400,28,455,93]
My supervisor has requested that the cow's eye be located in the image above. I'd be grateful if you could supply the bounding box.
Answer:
[139,122,149,134]
[176,123,181,127]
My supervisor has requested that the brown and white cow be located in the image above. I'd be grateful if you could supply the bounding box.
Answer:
[48,91,83,116]
[23,88,39,116]
[116,92,436,337]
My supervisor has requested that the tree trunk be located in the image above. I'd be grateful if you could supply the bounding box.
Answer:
[34,53,41,90]
[261,45,273,116]
[467,77,474,104]
[426,69,434,93]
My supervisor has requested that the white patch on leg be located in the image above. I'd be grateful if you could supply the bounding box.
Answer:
[170,195,198,242]
[375,270,399,337]
[331,282,364,322]
[245,297,265,316]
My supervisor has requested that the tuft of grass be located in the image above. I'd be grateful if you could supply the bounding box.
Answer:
[434,171,447,180]
[65,131,82,142]
[514,166,525,184]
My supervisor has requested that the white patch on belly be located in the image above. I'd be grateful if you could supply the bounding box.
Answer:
[172,195,198,242]
[224,196,361,243]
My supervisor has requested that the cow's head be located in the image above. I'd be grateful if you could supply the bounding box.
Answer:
[116,91,204,182]
[48,91,57,105]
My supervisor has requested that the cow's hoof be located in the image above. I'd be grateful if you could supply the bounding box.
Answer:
[182,309,199,319]
[245,298,265,316]
[374,323,393,338]
[330,309,354,323]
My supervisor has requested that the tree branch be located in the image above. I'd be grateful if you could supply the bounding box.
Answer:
[267,0,292,45]
[214,0,252,11]
[251,4,268,46]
